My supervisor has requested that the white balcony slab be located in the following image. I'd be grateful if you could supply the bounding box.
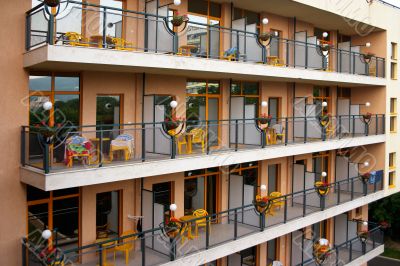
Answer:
[159,189,395,266]
[344,245,384,266]
[24,45,386,87]
[20,135,385,191]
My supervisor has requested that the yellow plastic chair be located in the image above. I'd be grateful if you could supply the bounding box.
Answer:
[65,32,89,47]
[193,209,211,236]
[269,191,284,216]
[112,37,134,51]
[115,230,137,265]
[177,134,188,154]
[191,128,206,153]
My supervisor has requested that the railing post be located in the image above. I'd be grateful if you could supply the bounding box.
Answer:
[349,241,353,261]
[234,209,238,240]
[304,117,307,143]
[141,123,146,162]
[98,244,103,266]
[235,120,239,151]
[141,233,146,266]
[338,115,342,139]
[286,41,289,67]
[375,114,378,135]
[261,129,266,148]
[376,58,379,78]
[169,238,176,261]
[285,118,288,145]
[352,115,355,138]
[351,179,354,200]
[352,53,356,74]
[21,127,26,166]
[382,114,385,134]
[171,136,176,159]
[337,183,341,204]
[303,191,306,217]
[22,240,27,266]
[362,242,366,255]
[99,129,103,167]
[320,195,325,210]
[44,143,50,174]
[335,247,339,265]
[102,7,107,48]
[207,121,211,154]
[206,216,210,249]
[363,182,368,196]
[260,212,265,231]
[284,195,288,223]
[26,14,31,50]
[47,14,55,45]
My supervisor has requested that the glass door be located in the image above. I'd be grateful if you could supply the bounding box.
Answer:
[268,97,280,125]
[184,169,219,215]
[186,80,221,148]
[96,191,120,239]
[96,95,121,139]
[267,164,279,194]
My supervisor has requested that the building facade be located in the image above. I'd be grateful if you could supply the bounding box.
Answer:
[1,0,399,265]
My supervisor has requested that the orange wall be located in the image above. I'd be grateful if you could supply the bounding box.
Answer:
[0,0,30,265]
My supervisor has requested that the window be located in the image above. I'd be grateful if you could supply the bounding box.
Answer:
[389,171,396,188]
[389,152,396,170]
[390,98,397,114]
[391,42,398,60]
[233,8,260,25]
[390,116,397,133]
[27,186,79,249]
[391,62,398,80]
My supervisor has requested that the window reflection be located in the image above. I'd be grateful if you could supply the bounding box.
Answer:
[29,76,51,91]
[55,77,80,92]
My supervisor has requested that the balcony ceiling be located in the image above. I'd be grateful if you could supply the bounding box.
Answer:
[213,0,384,36]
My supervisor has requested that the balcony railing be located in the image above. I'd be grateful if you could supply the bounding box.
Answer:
[26,1,386,78]
[21,115,385,173]
[295,226,384,266]
[21,174,383,265]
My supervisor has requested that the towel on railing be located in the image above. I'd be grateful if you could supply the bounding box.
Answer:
[66,136,91,154]
[111,134,134,154]
[224,47,238,57]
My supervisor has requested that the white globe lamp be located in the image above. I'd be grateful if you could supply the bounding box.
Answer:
[42,229,52,240]
[170,100,178,109]
[43,101,53,111]
[169,203,177,211]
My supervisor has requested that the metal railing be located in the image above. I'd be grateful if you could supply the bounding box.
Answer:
[298,226,384,266]
[25,1,386,78]
[21,173,383,265]
[21,115,385,173]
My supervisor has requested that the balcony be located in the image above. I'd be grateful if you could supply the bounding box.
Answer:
[24,1,386,86]
[21,175,384,266]
[20,115,385,190]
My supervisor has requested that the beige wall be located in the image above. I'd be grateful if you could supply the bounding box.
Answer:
[82,71,137,125]
[0,0,29,265]
[80,180,136,262]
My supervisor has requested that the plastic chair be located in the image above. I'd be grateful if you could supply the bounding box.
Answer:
[112,38,134,51]
[191,128,206,153]
[115,230,137,265]
[177,134,188,154]
[65,136,92,167]
[193,209,210,236]
[110,134,134,161]
[272,124,285,144]
[269,191,284,216]
[65,32,89,47]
